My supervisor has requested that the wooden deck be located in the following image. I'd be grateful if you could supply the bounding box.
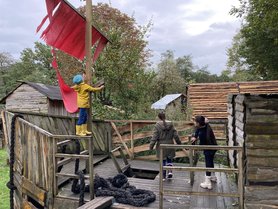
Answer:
[57,157,238,209]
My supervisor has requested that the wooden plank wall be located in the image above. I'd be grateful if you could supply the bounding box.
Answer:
[6,111,111,153]
[188,80,278,120]
[227,94,278,209]
[48,100,78,117]
[2,111,53,209]
[5,84,48,114]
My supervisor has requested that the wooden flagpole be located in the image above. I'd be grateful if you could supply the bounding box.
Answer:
[85,0,94,200]
[85,0,92,132]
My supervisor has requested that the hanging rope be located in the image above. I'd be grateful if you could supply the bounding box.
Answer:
[6,114,23,209]
[71,139,88,206]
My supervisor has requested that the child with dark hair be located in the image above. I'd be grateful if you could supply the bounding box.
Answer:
[150,112,181,180]
[72,74,104,136]
[191,115,217,189]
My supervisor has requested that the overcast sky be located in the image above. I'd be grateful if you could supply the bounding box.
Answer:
[0,0,241,74]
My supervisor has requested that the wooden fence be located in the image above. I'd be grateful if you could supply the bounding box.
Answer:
[109,120,194,160]
[1,111,95,208]
[159,144,244,209]
[109,120,227,161]
[188,80,278,120]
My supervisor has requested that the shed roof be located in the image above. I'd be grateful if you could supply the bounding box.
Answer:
[151,94,184,110]
[25,82,61,100]
[0,81,62,104]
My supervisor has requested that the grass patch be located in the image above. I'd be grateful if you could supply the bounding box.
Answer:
[0,149,9,209]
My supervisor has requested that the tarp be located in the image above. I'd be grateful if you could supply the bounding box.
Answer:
[37,0,109,113]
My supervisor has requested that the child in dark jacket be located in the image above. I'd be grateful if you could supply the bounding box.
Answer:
[191,116,217,189]
[150,112,181,180]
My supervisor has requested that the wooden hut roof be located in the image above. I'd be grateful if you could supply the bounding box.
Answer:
[151,94,185,110]
[0,81,62,104]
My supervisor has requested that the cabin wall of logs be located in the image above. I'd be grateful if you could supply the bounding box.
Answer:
[227,93,278,209]
[188,80,278,120]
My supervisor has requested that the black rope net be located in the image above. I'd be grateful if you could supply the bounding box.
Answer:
[72,173,156,207]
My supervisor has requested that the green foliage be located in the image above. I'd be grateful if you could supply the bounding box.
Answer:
[0,42,56,98]
[151,50,186,101]
[229,0,278,80]
[0,149,9,209]
[86,3,153,118]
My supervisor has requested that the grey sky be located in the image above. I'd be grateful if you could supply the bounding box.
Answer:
[0,0,241,74]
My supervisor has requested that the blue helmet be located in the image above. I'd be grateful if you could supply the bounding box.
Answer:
[73,74,83,84]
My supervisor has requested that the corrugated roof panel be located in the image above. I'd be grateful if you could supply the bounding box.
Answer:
[151,94,182,110]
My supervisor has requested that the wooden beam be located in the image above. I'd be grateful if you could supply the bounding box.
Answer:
[130,122,134,159]
[110,122,132,158]
[22,177,47,206]
[1,111,8,147]
[55,153,89,159]
[89,136,94,200]
[163,190,240,198]
[77,197,114,209]
[163,166,239,173]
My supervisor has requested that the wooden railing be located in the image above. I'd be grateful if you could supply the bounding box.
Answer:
[109,120,227,161]
[52,135,95,201]
[159,144,244,209]
[109,120,195,160]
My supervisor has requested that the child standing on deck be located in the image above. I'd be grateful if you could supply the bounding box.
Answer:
[72,73,104,136]
[150,112,182,180]
[191,116,218,189]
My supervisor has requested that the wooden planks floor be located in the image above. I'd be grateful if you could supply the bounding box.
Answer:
[58,157,239,209]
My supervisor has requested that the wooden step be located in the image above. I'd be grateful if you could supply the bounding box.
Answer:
[77,197,114,209]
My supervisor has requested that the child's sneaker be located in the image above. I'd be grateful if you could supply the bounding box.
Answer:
[167,171,173,179]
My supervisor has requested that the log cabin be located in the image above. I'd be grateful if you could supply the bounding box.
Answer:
[227,93,278,209]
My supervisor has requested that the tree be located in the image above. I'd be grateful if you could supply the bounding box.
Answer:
[0,52,15,97]
[78,3,153,117]
[176,55,194,82]
[1,42,56,97]
[0,52,14,70]
[230,0,278,79]
[152,50,186,100]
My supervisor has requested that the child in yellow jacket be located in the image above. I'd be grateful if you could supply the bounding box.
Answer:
[72,74,104,136]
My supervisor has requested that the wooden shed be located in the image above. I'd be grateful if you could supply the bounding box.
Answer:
[151,94,186,119]
[0,81,76,117]
[227,93,278,209]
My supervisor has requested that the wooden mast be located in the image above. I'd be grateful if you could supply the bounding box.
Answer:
[85,0,94,200]
[85,0,93,132]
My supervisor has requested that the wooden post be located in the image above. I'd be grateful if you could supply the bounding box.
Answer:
[189,136,194,186]
[159,147,163,209]
[89,137,94,200]
[85,0,93,173]
[130,122,134,159]
[238,149,244,209]
[52,137,58,197]
[1,111,8,148]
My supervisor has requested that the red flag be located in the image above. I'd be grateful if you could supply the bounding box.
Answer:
[37,0,109,61]
[51,49,78,113]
